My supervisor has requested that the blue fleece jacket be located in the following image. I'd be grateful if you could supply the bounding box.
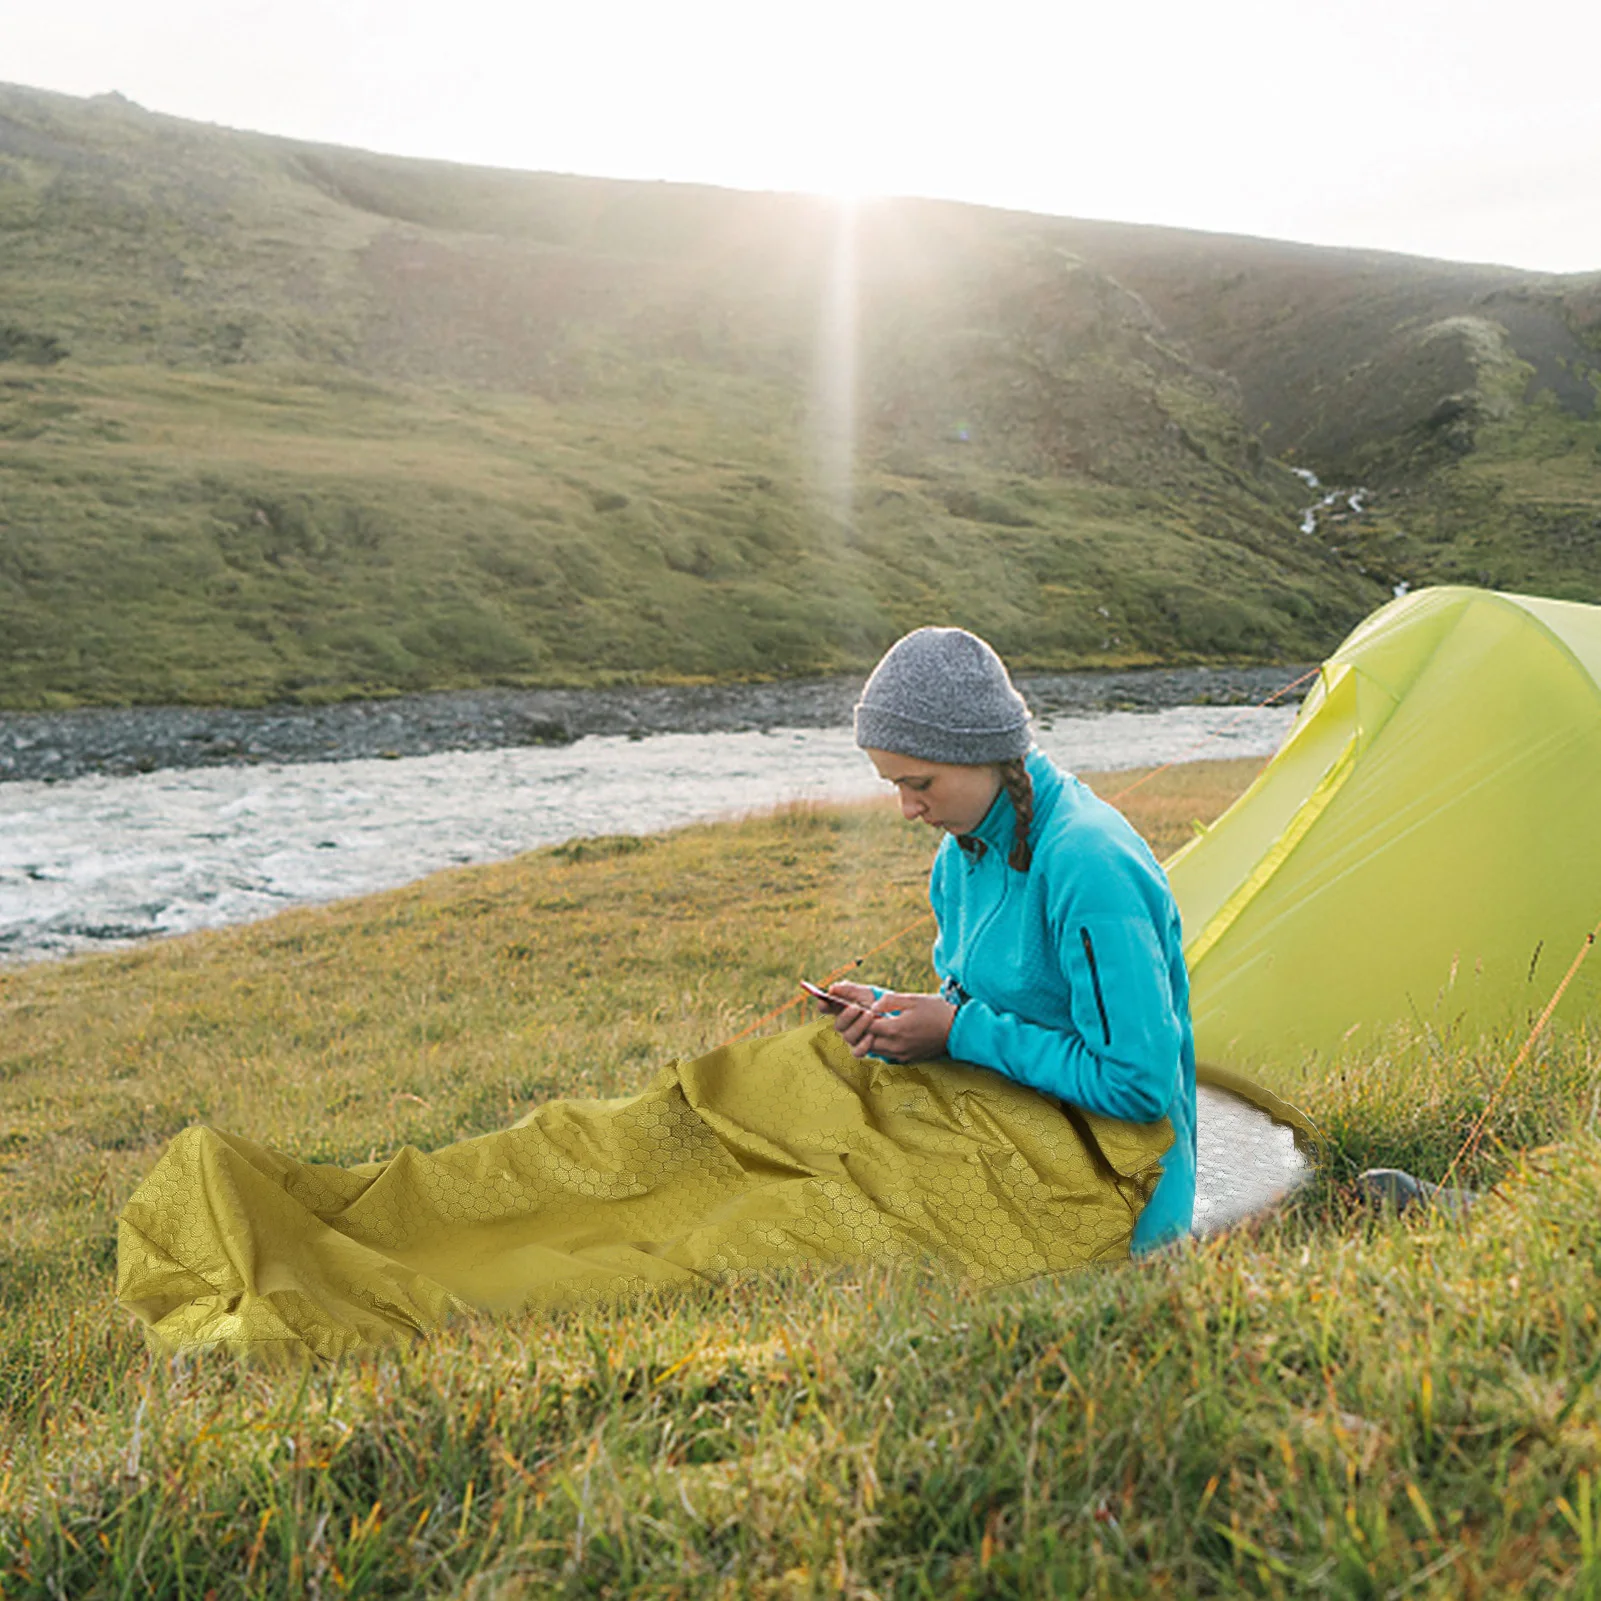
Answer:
[933,749,1196,1252]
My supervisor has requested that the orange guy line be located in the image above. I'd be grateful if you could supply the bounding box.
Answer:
[1434,917,1601,1197]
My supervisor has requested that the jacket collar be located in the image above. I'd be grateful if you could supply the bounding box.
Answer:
[962,748,1064,857]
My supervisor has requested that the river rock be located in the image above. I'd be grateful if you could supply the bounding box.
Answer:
[0,666,1310,785]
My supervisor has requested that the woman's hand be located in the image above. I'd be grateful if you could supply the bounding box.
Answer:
[821,982,880,1054]
[848,992,956,1063]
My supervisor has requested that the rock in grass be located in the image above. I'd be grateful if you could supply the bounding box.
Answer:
[1355,1167,1476,1216]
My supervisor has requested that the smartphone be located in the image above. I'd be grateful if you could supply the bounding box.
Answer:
[799,979,857,1008]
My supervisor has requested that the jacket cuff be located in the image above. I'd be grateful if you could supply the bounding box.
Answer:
[947,997,1001,1067]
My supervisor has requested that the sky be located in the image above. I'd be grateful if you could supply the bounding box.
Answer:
[6,0,1600,274]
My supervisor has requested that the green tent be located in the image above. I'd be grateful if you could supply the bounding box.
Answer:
[1167,585,1601,1095]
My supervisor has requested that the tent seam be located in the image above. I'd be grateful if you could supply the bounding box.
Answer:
[1183,733,1358,972]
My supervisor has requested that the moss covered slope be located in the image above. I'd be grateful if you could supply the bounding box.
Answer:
[0,85,1373,706]
[4,83,1598,707]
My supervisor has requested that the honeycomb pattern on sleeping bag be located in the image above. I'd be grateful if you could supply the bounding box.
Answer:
[117,1021,1172,1358]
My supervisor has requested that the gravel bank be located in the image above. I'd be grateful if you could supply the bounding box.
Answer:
[0,665,1311,784]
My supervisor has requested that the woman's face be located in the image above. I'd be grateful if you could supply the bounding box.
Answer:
[864,749,1004,836]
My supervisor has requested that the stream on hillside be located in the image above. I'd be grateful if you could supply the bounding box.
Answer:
[1292,467,1408,597]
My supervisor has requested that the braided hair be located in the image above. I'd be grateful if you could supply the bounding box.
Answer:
[997,757,1035,871]
[959,758,1035,869]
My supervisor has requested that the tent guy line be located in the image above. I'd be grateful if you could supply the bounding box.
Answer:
[1436,915,1601,1199]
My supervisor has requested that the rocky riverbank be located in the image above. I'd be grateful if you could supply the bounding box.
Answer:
[0,665,1310,784]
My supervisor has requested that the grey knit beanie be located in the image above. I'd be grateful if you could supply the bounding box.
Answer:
[854,627,1033,764]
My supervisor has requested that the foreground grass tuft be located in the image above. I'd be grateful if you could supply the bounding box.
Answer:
[2,759,1598,1595]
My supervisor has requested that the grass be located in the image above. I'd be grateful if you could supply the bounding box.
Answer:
[2,758,1599,1595]
[0,82,1397,708]
[7,84,1601,710]
[1303,374,1601,604]
[0,365,1371,710]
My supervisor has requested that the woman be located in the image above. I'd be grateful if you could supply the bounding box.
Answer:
[118,627,1185,1357]
[818,626,1196,1253]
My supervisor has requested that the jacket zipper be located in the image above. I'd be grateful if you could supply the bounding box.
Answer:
[1079,928,1112,1046]
[960,845,1010,980]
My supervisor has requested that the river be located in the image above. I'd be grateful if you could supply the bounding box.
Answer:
[1,701,1296,965]
[0,692,1313,1232]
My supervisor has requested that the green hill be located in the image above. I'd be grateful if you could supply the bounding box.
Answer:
[1045,221,1601,600]
[1,82,1596,708]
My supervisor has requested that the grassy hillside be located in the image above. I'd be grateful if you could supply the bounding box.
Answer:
[0,86,1370,706]
[2,768,1598,1594]
[1053,221,1601,601]
[2,83,1599,708]
[0,361,1362,708]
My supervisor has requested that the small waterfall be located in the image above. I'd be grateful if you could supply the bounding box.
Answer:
[1292,467,1404,595]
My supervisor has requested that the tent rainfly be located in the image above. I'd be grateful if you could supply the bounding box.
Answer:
[1166,585,1601,1097]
